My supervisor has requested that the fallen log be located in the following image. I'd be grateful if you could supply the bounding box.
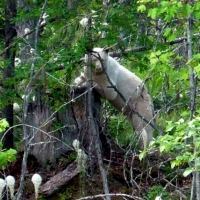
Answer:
[40,161,79,196]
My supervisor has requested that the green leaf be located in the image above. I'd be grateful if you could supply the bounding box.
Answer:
[149,140,156,147]
[163,27,171,37]
[0,119,9,132]
[137,5,146,12]
[150,58,159,65]
[148,8,158,19]
[159,145,166,152]
[166,123,175,132]
[6,149,17,162]
[171,160,177,169]
[180,71,188,80]
[183,168,193,177]
[139,150,147,160]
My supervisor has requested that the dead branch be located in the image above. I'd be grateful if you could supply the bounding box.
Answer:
[40,161,79,196]
[76,193,145,200]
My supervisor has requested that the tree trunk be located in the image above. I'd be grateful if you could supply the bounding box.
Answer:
[3,0,17,149]
[16,0,37,63]
[186,4,199,200]
[72,87,101,154]
[27,101,77,166]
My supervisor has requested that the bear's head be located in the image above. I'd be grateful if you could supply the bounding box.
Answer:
[85,47,109,74]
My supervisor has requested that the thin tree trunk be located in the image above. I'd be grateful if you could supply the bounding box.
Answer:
[186,5,199,200]
[88,14,111,200]
[15,1,48,199]
[87,54,111,200]
[86,13,111,200]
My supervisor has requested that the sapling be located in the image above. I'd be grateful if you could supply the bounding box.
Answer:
[31,173,42,200]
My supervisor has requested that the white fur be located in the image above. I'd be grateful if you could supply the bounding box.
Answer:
[74,48,155,148]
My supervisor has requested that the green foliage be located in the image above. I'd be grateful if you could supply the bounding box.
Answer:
[145,185,170,200]
[58,186,75,200]
[0,119,17,170]
[0,118,9,132]
[0,147,17,170]
[2,0,200,195]
[67,152,77,163]
[140,110,200,177]
[108,114,135,148]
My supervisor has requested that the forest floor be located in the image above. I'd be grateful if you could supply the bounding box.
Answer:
[3,149,192,200]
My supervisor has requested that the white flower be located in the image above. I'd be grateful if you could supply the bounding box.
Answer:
[15,58,21,67]
[13,103,20,111]
[79,17,88,28]
[22,95,27,100]
[77,149,87,161]
[24,28,30,39]
[24,28,30,35]
[31,173,42,199]
[77,149,87,173]
[5,176,15,199]
[40,20,46,26]
[102,22,108,26]
[32,96,35,102]
[0,178,6,199]
[53,57,58,62]
[155,196,162,200]
[30,48,35,54]
[141,129,148,149]
[72,139,80,152]
[40,13,48,26]
[179,93,183,98]
[42,13,49,19]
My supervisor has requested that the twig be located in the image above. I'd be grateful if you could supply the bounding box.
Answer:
[76,193,144,200]
[1,123,74,150]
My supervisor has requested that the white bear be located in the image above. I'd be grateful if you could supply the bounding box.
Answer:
[74,47,155,148]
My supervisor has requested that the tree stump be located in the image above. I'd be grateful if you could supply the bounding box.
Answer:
[40,87,103,196]
[27,100,77,166]
[71,87,101,154]
[27,87,102,166]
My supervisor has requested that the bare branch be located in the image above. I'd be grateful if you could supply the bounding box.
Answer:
[76,193,145,200]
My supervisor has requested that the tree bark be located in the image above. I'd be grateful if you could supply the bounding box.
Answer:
[87,52,111,200]
[2,0,17,149]
[72,87,102,154]
[186,4,199,200]
[40,161,79,196]
[27,102,77,166]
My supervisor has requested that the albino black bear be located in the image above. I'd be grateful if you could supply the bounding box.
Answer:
[74,47,155,149]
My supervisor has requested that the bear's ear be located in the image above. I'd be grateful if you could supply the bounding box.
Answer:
[103,47,109,53]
